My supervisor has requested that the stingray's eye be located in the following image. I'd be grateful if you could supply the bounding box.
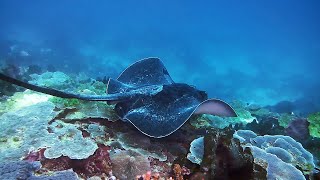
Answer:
[115,103,127,118]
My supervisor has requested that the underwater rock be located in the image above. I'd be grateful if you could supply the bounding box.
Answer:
[243,116,285,136]
[234,130,315,176]
[0,161,40,180]
[106,131,167,162]
[46,65,56,72]
[26,65,42,75]
[285,118,310,140]
[0,160,79,180]
[200,128,258,179]
[265,100,296,114]
[250,107,274,117]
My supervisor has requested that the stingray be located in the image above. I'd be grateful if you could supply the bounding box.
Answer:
[0,57,237,138]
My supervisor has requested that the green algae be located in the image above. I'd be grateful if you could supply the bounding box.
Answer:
[49,97,81,107]
[278,113,294,128]
[307,112,320,138]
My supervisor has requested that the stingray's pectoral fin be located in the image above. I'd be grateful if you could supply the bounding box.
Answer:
[194,99,237,117]
[106,78,134,94]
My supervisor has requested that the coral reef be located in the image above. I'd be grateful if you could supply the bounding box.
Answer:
[187,137,204,165]
[234,130,315,176]
[0,64,30,96]
[44,120,98,159]
[24,145,112,179]
[307,112,320,138]
[285,118,310,140]
[0,161,40,180]
[0,161,79,180]
[0,91,51,115]
[0,102,58,162]
[242,116,285,136]
[109,149,151,180]
[0,101,98,162]
[49,97,81,108]
[1,70,319,179]
[107,131,167,162]
[29,170,79,180]
[173,164,183,180]
[199,128,257,180]
[278,113,295,128]
[247,146,305,180]
[29,71,73,89]
[190,100,256,129]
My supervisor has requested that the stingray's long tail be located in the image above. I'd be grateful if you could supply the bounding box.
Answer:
[0,73,120,101]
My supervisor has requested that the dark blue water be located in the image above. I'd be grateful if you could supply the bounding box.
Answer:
[1,0,319,111]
